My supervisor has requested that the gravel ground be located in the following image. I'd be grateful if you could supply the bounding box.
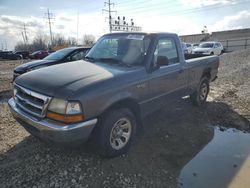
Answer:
[0,50,250,187]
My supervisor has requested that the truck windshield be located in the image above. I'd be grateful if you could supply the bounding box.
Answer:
[44,48,73,60]
[200,43,214,48]
[86,34,151,66]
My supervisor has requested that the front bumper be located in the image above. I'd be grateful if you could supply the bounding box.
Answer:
[8,98,97,144]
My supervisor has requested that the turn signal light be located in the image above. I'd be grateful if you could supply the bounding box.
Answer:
[47,111,84,124]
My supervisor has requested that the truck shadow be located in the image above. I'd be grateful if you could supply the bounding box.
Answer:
[0,100,250,187]
[0,90,12,102]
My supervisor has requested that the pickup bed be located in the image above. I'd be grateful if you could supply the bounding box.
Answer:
[8,32,219,157]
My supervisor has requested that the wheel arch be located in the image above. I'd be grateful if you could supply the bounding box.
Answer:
[99,98,143,132]
[201,68,211,81]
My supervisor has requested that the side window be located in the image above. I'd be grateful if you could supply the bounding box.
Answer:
[69,51,85,61]
[214,43,219,48]
[153,38,179,67]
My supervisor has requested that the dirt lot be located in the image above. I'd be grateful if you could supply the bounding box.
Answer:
[0,50,250,188]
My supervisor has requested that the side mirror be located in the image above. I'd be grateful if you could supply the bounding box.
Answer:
[156,56,169,67]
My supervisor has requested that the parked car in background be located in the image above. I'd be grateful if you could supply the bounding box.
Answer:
[0,51,22,60]
[13,47,91,80]
[192,41,223,55]
[185,43,193,54]
[15,51,30,59]
[9,32,219,157]
[192,43,199,48]
[29,50,49,59]
[181,42,189,54]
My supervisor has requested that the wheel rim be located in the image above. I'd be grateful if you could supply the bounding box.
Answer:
[200,82,208,101]
[110,118,132,150]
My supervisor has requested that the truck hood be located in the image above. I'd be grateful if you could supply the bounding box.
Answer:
[15,60,114,99]
[14,59,56,73]
[193,48,212,52]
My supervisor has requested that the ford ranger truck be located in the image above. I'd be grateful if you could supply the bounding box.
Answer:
[8,32,219,157]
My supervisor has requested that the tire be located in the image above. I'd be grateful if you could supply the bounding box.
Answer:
[210,52,214,55]
[92,108,137,157]
[190,77,210,106]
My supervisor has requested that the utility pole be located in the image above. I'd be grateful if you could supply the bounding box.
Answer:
[23,23,28,43]
[21,32,26,44]
[76,12,79,45]
[5,41,7,50]
[102,0,116,33]
[45,9,54,46]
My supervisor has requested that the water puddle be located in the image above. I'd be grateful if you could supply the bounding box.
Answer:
[179,127,250,188]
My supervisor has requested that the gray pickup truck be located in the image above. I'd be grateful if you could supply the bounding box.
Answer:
[8,32,219,157]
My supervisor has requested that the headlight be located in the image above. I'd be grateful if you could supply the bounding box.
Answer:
[66,102,82,114]
[47,98,83,123]
[48,98,67,114]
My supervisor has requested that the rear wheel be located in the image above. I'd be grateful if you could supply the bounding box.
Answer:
[190,77,210,106]
[210,52,214,55]
[92,108,136,157]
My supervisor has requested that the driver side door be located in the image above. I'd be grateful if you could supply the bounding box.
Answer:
[146,37,187,112]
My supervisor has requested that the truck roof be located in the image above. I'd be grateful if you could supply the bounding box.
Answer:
[103,32,178,37]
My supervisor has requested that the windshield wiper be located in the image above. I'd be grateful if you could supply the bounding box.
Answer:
[98,58,132,67]
[85,56,132,67]
[98,58,121,63]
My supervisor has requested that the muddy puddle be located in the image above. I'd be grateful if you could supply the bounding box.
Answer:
[179,127,250,188]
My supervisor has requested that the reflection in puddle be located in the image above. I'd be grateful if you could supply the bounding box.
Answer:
[179,127,250,188]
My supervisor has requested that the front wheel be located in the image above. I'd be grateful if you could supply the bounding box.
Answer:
[190,77,210,106]
[92,108,136,157]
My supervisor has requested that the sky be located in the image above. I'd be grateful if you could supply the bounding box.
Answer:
[0,0,250,50]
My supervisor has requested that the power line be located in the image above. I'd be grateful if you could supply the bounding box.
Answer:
[117,0,250,17]
[102,0,117,33]
[115,0,154,6]
[116,0,182,14]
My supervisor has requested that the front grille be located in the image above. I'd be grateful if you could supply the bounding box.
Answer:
[195,52,204,54]
[14,84,51,118]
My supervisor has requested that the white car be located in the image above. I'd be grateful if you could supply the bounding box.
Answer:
[192,43,199,49]
[181,42,193,54]
[185,43,193,54]
[181,42,188,54]
[192,42,223,55]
